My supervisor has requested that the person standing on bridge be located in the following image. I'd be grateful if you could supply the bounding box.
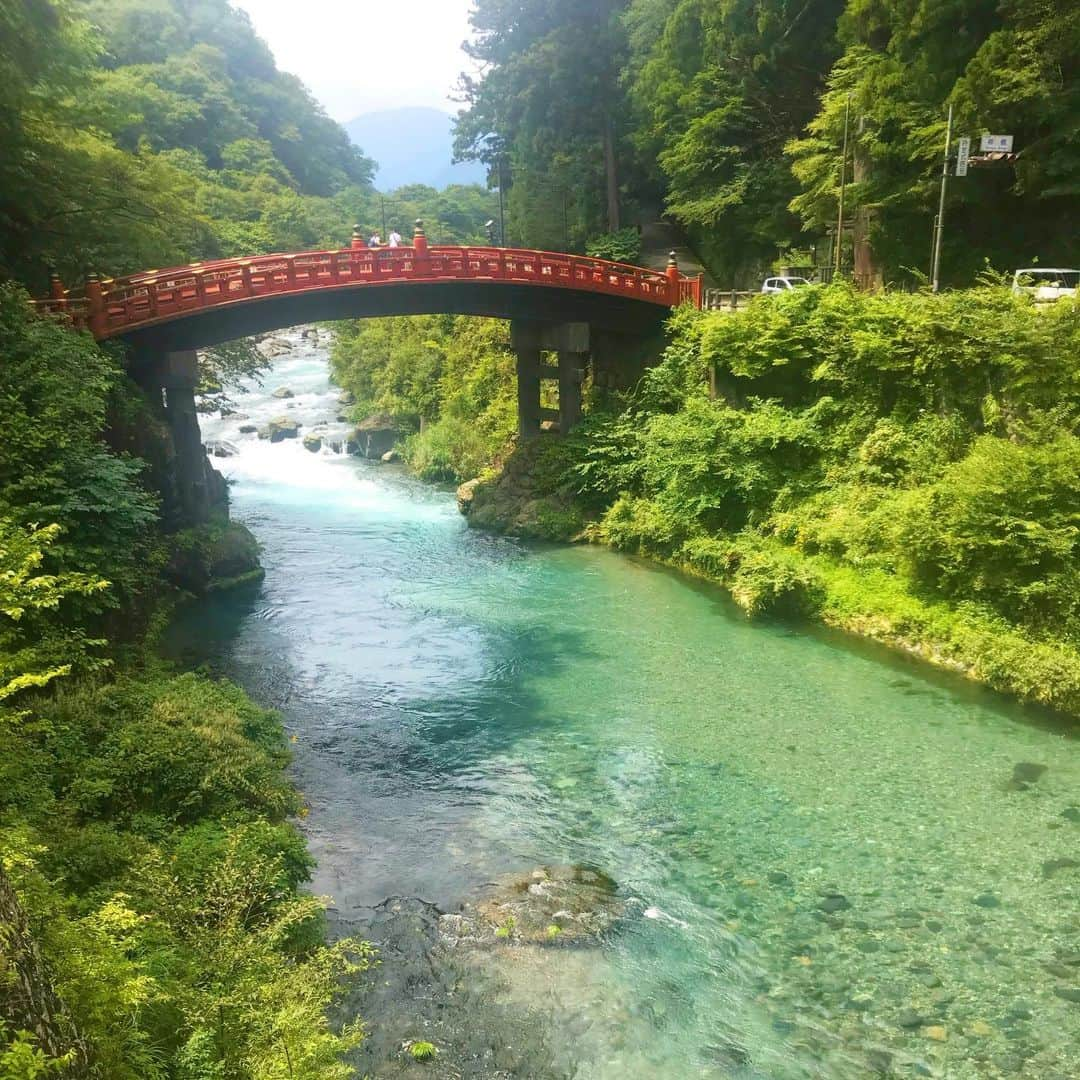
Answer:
[387,227,402,248]
[368,230,382,248]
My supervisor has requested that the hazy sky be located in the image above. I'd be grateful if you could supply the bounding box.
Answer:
[232,0,476,121]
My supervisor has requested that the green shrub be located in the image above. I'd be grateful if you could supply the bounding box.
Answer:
[585,227,643,264]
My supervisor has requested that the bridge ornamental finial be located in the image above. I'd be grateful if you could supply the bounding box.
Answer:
[667,250,678,268]
[351,224,364,250]
[413,219,429,256]
[48,269,66,299]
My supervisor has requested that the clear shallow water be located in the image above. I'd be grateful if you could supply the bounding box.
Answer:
[170,329,1080,1079]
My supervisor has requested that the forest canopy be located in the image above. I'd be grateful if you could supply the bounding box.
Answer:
[454,0,1079,285]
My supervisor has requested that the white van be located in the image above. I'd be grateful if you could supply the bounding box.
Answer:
[1011,268,1079,302]
[761,276,811,293]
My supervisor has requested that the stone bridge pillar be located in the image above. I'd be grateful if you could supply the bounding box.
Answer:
[127,347,224,529]
[510,321,589,438]
[159,350,213,526]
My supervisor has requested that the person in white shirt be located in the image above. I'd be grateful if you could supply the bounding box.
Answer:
[388,229,402,248]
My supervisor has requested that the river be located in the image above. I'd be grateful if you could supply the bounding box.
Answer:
[167,328,1080,1079]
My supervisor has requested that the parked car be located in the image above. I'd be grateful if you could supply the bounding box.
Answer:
[1011,268,1079,302]
[761,276,811,293]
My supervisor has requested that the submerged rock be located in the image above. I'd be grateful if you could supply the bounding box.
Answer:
[272,386,294,398]
[1009,762,1047,790]
[238,423,258,434]
[442,865,625,947]
[258,416,301,442]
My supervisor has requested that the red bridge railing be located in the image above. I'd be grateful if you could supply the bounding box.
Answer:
[35,222,703,340]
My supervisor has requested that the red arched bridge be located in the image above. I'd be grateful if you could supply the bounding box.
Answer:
[38,220,703,350]
[36,222,703,526]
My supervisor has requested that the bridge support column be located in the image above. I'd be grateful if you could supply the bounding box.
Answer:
[511,321,589,438]
[511,324,543,439]
[160,350,214,526]
[557,348,584,432]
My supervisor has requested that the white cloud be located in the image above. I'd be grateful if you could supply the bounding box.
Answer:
[232,0,476,121]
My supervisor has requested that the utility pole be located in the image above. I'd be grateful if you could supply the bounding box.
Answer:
[497,156,507,247]
[834,93,852,277]
[380,196,387,239]
[930,103,954,293]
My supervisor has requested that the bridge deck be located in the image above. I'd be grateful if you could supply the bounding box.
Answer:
[36,241,703,343]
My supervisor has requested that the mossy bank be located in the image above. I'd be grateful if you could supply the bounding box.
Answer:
[455,286,1080,719]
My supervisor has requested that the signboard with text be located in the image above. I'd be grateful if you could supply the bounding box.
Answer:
[980,134,1014,152]
[956,136,971,176]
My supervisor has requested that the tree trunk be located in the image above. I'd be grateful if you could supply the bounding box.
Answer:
[603,113,620,233]
[852,117,882,289]
[0,867,89,1073]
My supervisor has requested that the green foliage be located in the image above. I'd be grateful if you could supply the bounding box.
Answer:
[407,1040,438,1061]
[522,284,1080,710]
[454,0,628,246]
[0,286,159,610]
[0,0,496,291]
[1,672,372,1079]
[332,315,517,483]
[457,0,1080,284]
[585,228,642,264]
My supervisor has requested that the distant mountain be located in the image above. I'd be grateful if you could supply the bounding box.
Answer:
[344,107,488,191]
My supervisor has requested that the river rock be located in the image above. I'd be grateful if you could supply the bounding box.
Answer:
[302,434,322,453]
[300,326,318,340]
[351,414,398,459]
[457,478,481,513]
[443,865,625,947]
[239,424,258,434]
[818,893,851,913]
[205,439,238,458]
[456,438,586,541]
[259,416,301,443]
[337,389,355,405]
[256,336,291,359]
[381,449,400,463]
[272,386,294,398]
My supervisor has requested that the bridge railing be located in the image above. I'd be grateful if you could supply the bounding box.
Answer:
[35,232,703,339]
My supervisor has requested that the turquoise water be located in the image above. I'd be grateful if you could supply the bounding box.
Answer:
[170,331,1080,1078]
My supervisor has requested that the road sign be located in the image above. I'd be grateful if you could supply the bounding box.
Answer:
[956,136,971,176]
[980,134,1013,152]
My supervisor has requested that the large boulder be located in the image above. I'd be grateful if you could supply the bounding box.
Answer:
[258,416,301,443]
[256,336,291,359]
[302,433,322,453]
[205,439,238,459]
[165,522,264,595]
[351,413,398,459]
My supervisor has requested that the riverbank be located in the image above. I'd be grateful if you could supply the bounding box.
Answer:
[459,445,1080,717]
[0,301,361,1077]
[444,286,1080,719]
